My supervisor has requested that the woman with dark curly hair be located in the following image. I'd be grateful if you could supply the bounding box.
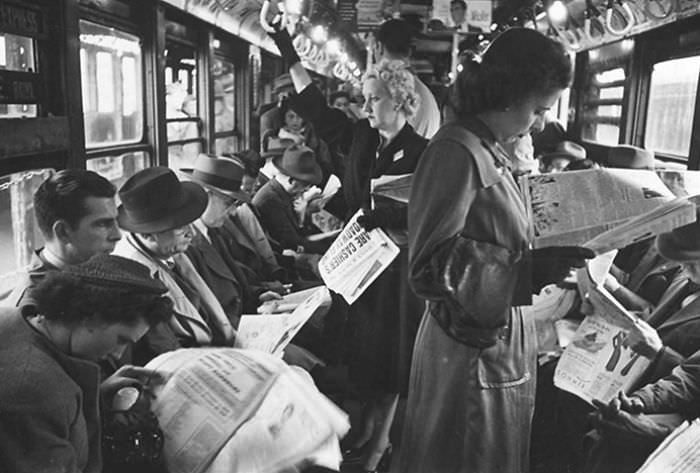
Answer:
[396,28,594,473]
[0,255,172,473]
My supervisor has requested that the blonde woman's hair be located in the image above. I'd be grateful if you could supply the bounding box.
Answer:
[363,59,420,117]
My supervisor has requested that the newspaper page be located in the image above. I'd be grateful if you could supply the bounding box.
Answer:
[236,286,332,356]
[370,173,413,204]
[520,168,696,251]
[318,209,400,304]
[147,348,349,473]
[636,420,700,473]
[146,349,279,473]
[657,170,700,197]
[555,253,650,404]
[521,284,578,357]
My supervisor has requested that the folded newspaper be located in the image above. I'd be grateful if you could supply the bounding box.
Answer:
[520,169,697,253]
[318,209,400,304]
[146,348,350,473]
[235,287,332,356]
[554,252,651,404]
[636,419,700,473]
[520,284,578,358]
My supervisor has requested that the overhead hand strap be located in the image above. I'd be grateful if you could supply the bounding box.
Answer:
[606,0,635,36]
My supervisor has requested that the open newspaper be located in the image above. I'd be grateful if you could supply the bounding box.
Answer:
[235,286,332,356]
[146,348,350,473]
[554,251,651,404]
[520,168,697,253]
[636,419,700,473]
[318,209,400,304]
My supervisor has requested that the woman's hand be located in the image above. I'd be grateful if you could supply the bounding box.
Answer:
[259,290,284,303]
[626,319,664,358]
[531,246,596,291]
[101,365,162,401]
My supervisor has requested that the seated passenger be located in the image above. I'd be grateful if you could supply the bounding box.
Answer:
[6,169,121,306]
[180,154,284,318]
[252,145,331,255]
[113,167,236,361]
[0,255,171,473]
[540,140,587,173]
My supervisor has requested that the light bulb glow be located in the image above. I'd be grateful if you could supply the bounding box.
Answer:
[285,0,303,15]
[310,25,327,43]
[326,39,341,55]
[548,0,568,24]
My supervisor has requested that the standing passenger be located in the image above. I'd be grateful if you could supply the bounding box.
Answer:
[397,28,593,473]
[267,20,429,473]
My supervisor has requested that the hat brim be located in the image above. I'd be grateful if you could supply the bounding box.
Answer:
[272,156,323,186]
[656,233,700,263]
[179,168,251,204]
[117,182,208,234]
[541,152,582,164]
[261,147,288,159]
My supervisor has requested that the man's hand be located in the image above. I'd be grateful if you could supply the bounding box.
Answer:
[625,319,663,359]
[259,290,284,303]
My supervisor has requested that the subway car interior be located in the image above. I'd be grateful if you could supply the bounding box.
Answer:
[2,0,700,472]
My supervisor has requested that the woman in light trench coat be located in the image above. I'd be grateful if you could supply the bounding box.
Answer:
[394,28,595,473]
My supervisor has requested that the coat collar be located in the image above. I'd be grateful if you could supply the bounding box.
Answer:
[377,122,415,157]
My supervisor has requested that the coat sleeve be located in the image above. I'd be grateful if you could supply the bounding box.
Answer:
[256,194,329,254]
[408,139,480,299]
[290,85,354,154]
[634,350,700,417]
[0,373,82,473]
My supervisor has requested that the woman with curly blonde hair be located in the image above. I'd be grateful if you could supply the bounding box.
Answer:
[267,24,429,472]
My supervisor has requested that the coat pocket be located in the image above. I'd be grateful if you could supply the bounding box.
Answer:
[477,309,535,389]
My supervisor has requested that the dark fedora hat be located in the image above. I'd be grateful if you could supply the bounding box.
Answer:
[608,145,655,170]
[261,137,296,159]
[541,141,587,164]
[657,208,700,262]
[118,167,207,234]
[273,144,322,185]
[180,154,250,203]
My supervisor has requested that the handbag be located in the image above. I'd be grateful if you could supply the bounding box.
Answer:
[102,387,165,473]
[427,235,524,347]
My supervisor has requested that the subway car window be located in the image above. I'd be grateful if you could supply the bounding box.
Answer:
[0,32,38,118]
[79,20,144,148]
[579,40,633,146]
[213,56,237,155]
[86,151,149,192]
[644,55,700,159]
[165,41,203,168]
[0,169,53,298]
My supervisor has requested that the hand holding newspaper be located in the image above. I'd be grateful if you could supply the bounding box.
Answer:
[520,169,697,254]
[318,209,400,304]
[146,348,349,473]
[554,251,651,404]
[236,286,332,356]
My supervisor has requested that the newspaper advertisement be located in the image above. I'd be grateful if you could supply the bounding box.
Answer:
[147,348,350,473]
[520,168,696,252]
[236,286,332,356]
[318,209,400,304]
[555,254,650,404]
[636,420,700,473]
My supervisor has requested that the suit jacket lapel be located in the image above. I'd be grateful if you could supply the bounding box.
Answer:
[658,292,700,332]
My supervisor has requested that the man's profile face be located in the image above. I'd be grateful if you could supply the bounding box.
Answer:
[64,196,121,263]
[450,2,467,24]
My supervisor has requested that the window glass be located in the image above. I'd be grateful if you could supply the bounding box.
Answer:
[0,33,36,72]
[582,66,626,145]
[86,152,149,194]
[166,42,202,168]
[213,57,237,155]
[645,56,700,159]
[80,20,144,148]
[0,169,53,299]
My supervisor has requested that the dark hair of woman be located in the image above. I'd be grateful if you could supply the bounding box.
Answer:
[451,27,573,118]
[33,270,173,328]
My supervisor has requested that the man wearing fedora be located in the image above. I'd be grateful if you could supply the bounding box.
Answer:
[113,167,236,363]
[180,154,285,320]
[253,144,331,255]
[6,169,122,306]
